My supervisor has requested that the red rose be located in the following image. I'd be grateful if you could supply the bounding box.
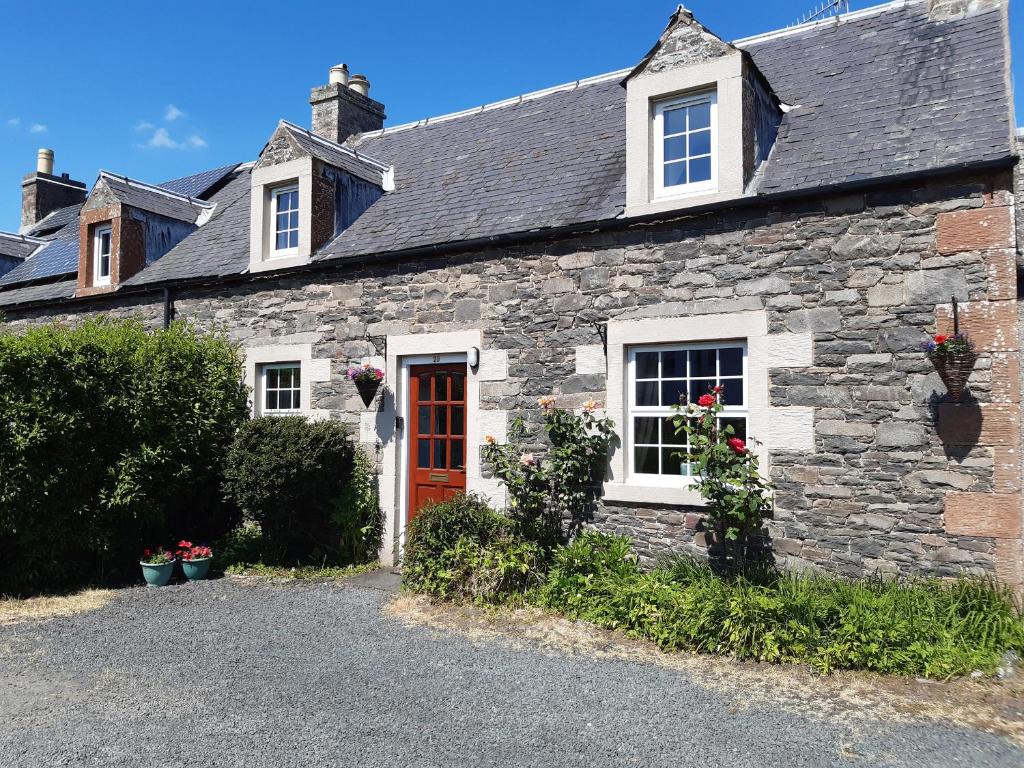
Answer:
[727,437,746,454]
[934,334,948,344]
[713,385,723,394]
[697,394,715,408]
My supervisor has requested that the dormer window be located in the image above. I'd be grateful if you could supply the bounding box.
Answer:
[272,185,299,256]
[93,225,112,286]
[655,91,716,197]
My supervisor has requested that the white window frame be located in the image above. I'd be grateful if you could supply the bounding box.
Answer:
[93,225,112,286]
[653,90,718,200]
[270,184,299,258]
[626,340,747,487]
[260,362,302,415]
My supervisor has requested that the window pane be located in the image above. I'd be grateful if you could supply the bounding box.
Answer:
[278,391,292,410]
[433,439,447,469]
[434,405,448,435]
[433,372,448,400]
[276,232,289,250]
[689,129,711,157]
[720,417,746,441]
[689,101,711,130]
[100,255,110,276]
[689,379,716,404]
[664,135,686,162]
[634,446,659,474]
[289,211,299,228]
[451,373,465,401]
[661,418,687,446]
[661,380,687,407]
[417,406,431,435]
[417,439,430,468]
[451,440,464,471]
[722,378,743,406]
[288,231,298,248]
[633,417,660,445]
[662,350,686,378]
[717,347,742,376]
[267,368,279,387]
[662,448,685,476]
[689,156,712,183]
[663,107,686,135]
[276,212,288,230]
[664,161,686,188]
[291,367,300,387]
[635,352,658,379]
[451,406,464,436]
[636,381,658,406]
[689,349,716,377]
[266,390,278,411]
[292,388,300,409]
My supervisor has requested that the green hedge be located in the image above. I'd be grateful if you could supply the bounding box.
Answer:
[541,532,1024,678]
[403,493,546,604]
[0,318,248,595]
[222,417,381,564]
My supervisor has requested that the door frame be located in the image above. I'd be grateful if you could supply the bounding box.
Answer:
[397,351,469,553]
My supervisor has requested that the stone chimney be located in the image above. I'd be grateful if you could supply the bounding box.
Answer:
[21,148,87,232]
[309,64,386,144]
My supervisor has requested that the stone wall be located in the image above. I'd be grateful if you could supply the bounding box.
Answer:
[4,169,1021,583]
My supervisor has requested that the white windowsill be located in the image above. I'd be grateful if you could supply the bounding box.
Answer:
[602,481,707,507]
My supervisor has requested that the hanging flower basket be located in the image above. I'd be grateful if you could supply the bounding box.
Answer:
[921,333,976,401]
[347,363,384,408]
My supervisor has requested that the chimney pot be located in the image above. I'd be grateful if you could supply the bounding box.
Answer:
[349,74,370,97]
[37,148,54,175]
[329,64,350,87]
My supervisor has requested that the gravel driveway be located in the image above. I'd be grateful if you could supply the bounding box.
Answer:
[1,575,1022,768]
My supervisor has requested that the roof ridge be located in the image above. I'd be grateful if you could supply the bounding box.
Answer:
[0,231,45,244]
[734,0,917,46]
[278,120,392,172]
[97,170,215,209]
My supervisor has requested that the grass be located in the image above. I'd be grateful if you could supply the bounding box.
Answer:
[0,588,115,626]
[224,561,379,581]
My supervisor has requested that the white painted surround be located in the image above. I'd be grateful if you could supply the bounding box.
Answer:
[369,329,508,565]
[244,342,332,419]
[249,157,315,273]
[603,310,813,506]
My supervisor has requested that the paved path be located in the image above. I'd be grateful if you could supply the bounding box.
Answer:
[1,576,1021,767]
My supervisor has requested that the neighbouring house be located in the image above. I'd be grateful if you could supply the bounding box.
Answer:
[0,0,1021,583]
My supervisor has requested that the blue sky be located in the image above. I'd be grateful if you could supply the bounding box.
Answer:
[1,0,1020,231]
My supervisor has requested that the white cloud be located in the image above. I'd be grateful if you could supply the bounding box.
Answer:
[134,120,154,132]
[187,134,207,148]
[30,123,47,133]
[7,118,20,126]
[164,104,186,122]
[147,127,180,149]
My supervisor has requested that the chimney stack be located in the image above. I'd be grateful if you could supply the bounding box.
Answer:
[310,64,386,145]
[20,148,87,232]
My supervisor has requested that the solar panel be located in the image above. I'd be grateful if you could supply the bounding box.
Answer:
[26,203,83,238]
[158,163,239,199]
[0,235,79,286]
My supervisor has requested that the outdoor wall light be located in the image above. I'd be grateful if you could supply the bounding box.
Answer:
[468,346,480,369]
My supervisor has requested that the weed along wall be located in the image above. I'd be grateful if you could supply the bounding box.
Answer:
[2,168,1022,585]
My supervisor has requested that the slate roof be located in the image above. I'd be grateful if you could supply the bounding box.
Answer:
[99,173,213,223]
[0,233,41,261]
[25,203,83,239]
[0,278,76,308]
[158,163,240,198]
[0,0,1014,306]
[279,122,390,187]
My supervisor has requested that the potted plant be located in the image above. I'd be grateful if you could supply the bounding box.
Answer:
[176,541,213,581]
[140,547,176,587]
[921,332,976,401]
[347,363,385,408]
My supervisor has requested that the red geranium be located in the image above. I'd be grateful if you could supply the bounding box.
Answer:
[727,437,746,454]
[934,334,948,344]
[697,394,715,408]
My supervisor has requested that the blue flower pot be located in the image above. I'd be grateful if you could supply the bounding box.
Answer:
[181,558,211,581]
[140,560,174,587]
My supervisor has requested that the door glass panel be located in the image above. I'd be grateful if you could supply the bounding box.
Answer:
[433,439,447,469]
[417,406,431,435]
[451,372,465,401]
[433,405,448,435]
[451,406,465,436]
[451,440,464,470]
[433,372,448,401]
[417,439,430,468]
[417,373,431,399]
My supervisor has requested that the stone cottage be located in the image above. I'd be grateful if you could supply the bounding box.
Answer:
[0,0,1021,583]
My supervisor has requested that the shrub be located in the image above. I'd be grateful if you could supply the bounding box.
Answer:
[222,417,368,564]
[0,318,248,595]
[334,447,384,564]
[541,533,1024,678]
[403,493,546,604]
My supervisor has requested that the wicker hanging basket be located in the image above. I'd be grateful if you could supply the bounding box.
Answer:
[354,378,381,408]
[929,350,977,401]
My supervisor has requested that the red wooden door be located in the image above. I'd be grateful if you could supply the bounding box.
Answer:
[408,363,467,520]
